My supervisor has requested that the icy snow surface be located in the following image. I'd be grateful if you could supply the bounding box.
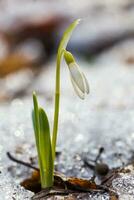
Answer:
[1,40,134,199]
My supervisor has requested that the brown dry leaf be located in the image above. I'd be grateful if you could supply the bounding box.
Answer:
[21,170,41,193]
[21,170,118,200]
[66,177,97,190]
[0,53,35,77]
[21,170,98,193]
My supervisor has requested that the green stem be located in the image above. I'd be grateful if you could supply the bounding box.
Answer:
[52,55,61,161]
[52,19,80,170]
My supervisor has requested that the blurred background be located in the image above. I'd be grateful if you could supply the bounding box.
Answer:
[1,2,134,198]
[0,0,134,104]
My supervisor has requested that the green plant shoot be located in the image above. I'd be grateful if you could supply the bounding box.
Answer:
[32,93,53,188]
[32,19,89,189]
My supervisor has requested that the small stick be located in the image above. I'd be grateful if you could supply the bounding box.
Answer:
[83,147,105,181]
[32,190,69,200]
[84,147,105,169]
[95,147,104,163]
[7,152,39,171]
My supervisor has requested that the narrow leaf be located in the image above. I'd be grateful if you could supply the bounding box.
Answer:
[32,92,44,186]
[39,107,53,188]
[32,91,40,148]
[58,19,81,55]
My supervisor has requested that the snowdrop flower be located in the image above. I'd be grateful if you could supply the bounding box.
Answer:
[64,50,89,99]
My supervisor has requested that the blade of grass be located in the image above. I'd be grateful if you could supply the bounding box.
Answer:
[32,92,44,187]
[32,92,40,148]
[39,107,53,188]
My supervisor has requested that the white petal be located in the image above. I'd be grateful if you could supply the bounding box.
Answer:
[69,63,85,93]
[82,72,90,94]
[71,77,85,99]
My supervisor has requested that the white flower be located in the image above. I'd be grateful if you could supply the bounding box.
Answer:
[64,51,89,99]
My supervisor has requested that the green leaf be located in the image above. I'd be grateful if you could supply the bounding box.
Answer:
[32,91,40,149]
[39,107,53,188]
[32,92,53,188]
[32,92,45,187]
[58,19,81,57]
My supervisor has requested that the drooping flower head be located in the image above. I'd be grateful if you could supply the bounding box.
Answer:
[64,50,89,99]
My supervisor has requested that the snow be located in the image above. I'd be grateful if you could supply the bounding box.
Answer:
[1,39,134,199]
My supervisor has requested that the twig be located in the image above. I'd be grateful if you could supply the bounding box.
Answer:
[7,152,39,171]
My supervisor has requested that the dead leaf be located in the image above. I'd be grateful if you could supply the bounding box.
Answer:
[0,53,35,77]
